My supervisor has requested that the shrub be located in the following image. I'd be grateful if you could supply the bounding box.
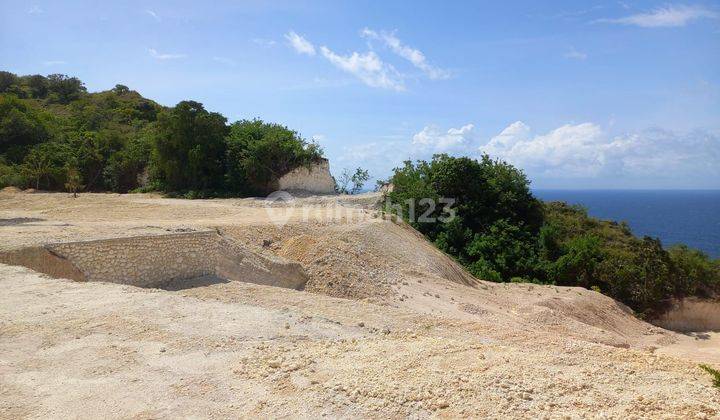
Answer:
[225,119,323,195]
[699,365,720,389]
[152,101,228,192]
[388,154,542,282]
[387,154,720,318]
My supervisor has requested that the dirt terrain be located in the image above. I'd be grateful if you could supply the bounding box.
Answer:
[1,189,719,418]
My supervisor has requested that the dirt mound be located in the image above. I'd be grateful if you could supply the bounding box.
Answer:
[0,186,22,194]
[221,218,478,302]
[2,264,718,418]
[654,298,720,332]
[220,218,676,349]
[1,191,719,417]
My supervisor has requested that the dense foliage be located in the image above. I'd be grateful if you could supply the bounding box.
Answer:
[388,154,720,317]
[225,119,324,195]
[0,71,323,196]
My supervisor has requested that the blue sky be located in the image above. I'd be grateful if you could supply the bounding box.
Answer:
[2,0,719,188]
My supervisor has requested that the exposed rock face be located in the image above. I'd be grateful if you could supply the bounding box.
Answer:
[277,159,336,194]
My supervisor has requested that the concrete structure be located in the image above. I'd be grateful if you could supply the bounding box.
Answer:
[277,159,336,194]
[0,231,308,290]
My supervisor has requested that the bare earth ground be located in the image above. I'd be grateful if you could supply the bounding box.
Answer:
[1,190,719,418]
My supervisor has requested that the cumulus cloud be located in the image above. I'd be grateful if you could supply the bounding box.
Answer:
[479,121,720,181]
[361,28,450,80]
[412,124,475,153]
[328,121,719,187]
[319,46,404,91]
[598,4,717,27]
[148,48,186,60]
[285,31,316,56]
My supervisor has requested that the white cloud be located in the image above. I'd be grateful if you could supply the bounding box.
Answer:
[28,5,43,14]
[480,121,720,180]
[599,4,717,27]
[319,46,405,91]
[326,121,720,187]
[285,31,316,56]
[148,48,187,60]
[412,124,475,153]
[361,28,450,80]
[252,38,277,47]
[564,47,587,60]
[42,60,66,66]
[212,56,235,66]
[145,10,161,22]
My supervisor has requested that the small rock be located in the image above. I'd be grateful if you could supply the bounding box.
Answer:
[358,322,365,327]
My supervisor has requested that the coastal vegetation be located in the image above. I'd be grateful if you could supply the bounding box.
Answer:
[387,155,720,317]
[0,71,323,197]
[2,71,717,317]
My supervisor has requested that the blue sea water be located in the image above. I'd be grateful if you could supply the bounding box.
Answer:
[533,190,720,259]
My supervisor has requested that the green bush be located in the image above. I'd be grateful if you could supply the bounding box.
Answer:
[699,365,720,389]
[152,101,228,192]
[389,154,543,282]
[0,72,326,197]
[225,119,323,195]
[387,155,720,317]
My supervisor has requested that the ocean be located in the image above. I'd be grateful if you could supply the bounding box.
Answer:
[533,190,720,259]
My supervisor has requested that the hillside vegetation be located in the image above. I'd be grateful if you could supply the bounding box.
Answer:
[0,71,323,196]
[387,155,720,317]
[2,71,718,317]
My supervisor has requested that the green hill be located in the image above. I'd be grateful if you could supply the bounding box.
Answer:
[0,71,323,196]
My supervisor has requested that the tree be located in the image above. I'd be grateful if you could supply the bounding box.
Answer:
[0,71,18,93]
[388,154,543,281]
[21,147,52,189]
[0,95,51,162]
[153,101,228,192]
[225,119,323,195]
[64,165,84,197]
[112,84,130,95]
[47,74,86,104]
[550,234,603,288]
[26,75,49,98]
[350,168,369,194]
[336,167,370,194]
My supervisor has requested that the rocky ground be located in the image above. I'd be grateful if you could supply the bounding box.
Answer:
[1,189,719,418]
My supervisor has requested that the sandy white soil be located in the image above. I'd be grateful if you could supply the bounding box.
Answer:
[1,190,719,418]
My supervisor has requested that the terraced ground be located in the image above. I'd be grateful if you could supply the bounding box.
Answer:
[1,189,718,418]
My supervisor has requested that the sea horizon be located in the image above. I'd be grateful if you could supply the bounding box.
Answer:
[533,189,720,258]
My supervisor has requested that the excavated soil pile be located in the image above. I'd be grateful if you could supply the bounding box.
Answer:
[0,190,718,418]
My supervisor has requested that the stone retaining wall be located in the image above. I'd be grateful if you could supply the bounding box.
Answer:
[1,231,308,290]
[47,231,219,287]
